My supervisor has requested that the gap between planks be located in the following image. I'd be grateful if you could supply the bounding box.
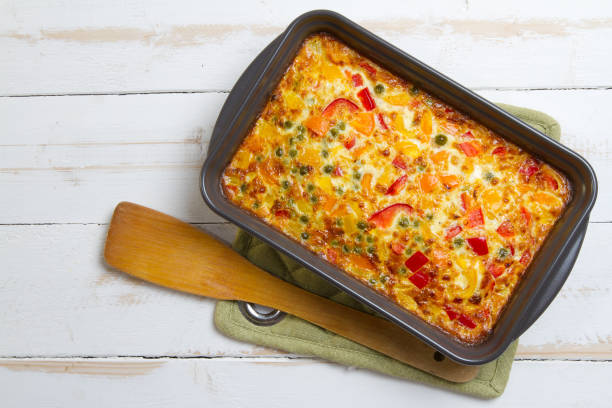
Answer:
[0,354,611,362]
[1,86,612,99]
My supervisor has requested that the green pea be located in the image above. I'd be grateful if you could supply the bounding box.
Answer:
[410,86,419,96]
[369,278,377,285]
[405,247,414,256]
[301,232,309,240]
[413,220,420,228]
[284,120,293,129]
[335,218,343,227]
[426,214,433,221]
[323,164,334,174]
[297,133,305,142]
[374,84,385,94]
[353,246,362,254]
[289,149,298,157]
[300,165,310,175]
[289,137,296,145]
[414,235,423,243]
[355,234,363,243]
[275,147,283,157]
[310,195,318,204]
[357,220,368,230]
[240,183,247,193]
[337,121,346,131]
[343,245,351,254]
[353,172,362,180]
[297,124,305,133]
[299,215,309,224]
[498,247,510,259]
[252,202,260,209]
[307,183,315,192]
[330,128,339,137]
[336,187,344,196]
[399,266,408,275]
[484,171,495,182]
[291,167,298,174]
[321,150,329,158]
[434,134,448,146]
[380,275,388,283]
[398,217,410,228]
[417,165,425,172]
[331,239,339,247]
[366,235,374,243]
[256,155,263,162]
[367,246,375,254]
[453,237,464,247]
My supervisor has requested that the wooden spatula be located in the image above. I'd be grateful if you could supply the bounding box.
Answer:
[104,202,479,382]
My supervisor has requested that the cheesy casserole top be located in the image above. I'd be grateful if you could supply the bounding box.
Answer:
[221,33,570,343]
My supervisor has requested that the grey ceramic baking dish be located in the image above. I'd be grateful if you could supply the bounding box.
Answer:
[201,10,597,365]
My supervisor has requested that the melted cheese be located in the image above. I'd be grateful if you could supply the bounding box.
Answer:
[221,33,571,344]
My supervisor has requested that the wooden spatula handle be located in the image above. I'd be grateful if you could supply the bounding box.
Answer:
[104,202,479,382]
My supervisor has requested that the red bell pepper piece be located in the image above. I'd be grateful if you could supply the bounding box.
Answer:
[509,244,515,256]
[467,237,489,256]
[274,209,291,218]
[543,173,559,190]
[351,73,363,87]
[492,146,507,155]
[392,155,408,170]
[333,165,343,177]
[377,113,388,130]
[344,135,356,149]
[408,271,430,289]
[386,175,408,195]
[326,248,338,264]
[368,203,413,229]
[458,314,477,329]
[321,98,360,118]
[519,157,540,180]
[444,307,458,321]
[445,225,463,240]
[496,220,515,237]
[520,250,531,265]
[391,242,405,255]
[405,251,429,273]
[521,206,531,226]
[357,88,376,111]
[466,208,484,228]
[459,142,479,157]
[487,262,505,278]
[360,62,376,76]
[462,131,474,139]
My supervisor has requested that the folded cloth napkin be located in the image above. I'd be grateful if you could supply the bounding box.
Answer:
[214,104,561,398]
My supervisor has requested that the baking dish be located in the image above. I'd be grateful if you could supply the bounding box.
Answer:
[201,10,597,365]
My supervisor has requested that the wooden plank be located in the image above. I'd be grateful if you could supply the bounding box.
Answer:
[0,222,610,358]
[1,1,612,95]
[1,358,611,406]
[0,89,609,224]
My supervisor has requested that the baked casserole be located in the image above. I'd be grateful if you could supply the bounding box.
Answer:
[221,33,570,343]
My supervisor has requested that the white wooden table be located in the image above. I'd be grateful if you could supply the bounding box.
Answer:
[1,1,611,405]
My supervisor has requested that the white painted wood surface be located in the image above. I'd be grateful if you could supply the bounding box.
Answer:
[1,0,611,405]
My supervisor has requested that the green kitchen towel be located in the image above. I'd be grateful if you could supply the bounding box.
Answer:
[214,104,560,398]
